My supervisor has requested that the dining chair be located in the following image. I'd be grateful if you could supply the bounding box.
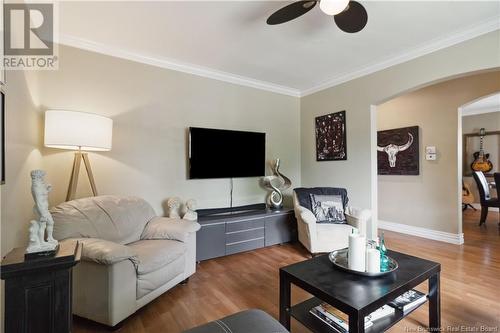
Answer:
[462,181,476,211]
[494,173,500,220]
[494,173,500,198]
[472,171,500,226]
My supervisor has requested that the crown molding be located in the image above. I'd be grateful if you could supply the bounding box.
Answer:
[59,15,499,99]
[58,34,301,98]
[300,16,500,97]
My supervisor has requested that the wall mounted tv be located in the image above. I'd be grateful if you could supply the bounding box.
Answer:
[189,127,266,179]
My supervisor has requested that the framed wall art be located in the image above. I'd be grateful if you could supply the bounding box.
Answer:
[377,126,419,175]
[315,111,347,161]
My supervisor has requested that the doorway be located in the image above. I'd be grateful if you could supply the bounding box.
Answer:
[459,93,500,234]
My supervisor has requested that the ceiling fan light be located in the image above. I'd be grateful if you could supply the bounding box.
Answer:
[319,0,350,15]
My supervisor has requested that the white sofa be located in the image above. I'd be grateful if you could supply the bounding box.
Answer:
[293,188,371,254]
[51,195,200,327]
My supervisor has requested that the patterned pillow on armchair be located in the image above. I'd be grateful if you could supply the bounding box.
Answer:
[309,194,347,224]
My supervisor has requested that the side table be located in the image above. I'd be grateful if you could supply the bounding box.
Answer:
[1,240,82,333]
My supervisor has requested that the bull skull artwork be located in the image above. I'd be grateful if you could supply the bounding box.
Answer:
[377,133,414,168]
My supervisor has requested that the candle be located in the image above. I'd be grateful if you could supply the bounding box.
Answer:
[366,248,381,273]
[348,232,366,272]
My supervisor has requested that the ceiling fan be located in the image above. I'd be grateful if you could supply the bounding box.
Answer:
[266,0,368,33]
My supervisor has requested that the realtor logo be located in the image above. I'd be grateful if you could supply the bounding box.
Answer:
[3,3,58,70]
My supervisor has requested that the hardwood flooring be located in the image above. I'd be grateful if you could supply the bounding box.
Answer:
[73,210,500,333]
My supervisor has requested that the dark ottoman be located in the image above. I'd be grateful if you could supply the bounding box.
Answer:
[183,309,289,333]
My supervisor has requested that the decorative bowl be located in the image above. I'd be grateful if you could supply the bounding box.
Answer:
[328,248,398,277]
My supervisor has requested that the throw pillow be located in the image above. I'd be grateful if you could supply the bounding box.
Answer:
[309,194,346,224]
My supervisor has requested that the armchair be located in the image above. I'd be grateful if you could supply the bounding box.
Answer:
[293,187,370,254]
[51,195,200,327]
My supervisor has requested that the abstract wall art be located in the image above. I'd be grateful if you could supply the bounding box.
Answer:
[315,111,347,161]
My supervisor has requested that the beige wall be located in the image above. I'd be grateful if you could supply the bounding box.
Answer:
[462,111,500,202]
[0,69,42,332]
[1,26,499,262]
[377,72,500,234]
[1,44,301,258]
[300,31,500,238]
[1,70,42,256]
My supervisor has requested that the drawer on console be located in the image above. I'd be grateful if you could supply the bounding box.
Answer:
[226,227,264,244]
[226,238,265,256]
[226,219,264,233]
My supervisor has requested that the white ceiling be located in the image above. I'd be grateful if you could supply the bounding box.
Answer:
[58,1,500,96]
[462,92,500,116]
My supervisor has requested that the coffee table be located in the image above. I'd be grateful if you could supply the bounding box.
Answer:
[279,250,440,333]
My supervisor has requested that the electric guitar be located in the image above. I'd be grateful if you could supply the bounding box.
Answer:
[471,128,493,173]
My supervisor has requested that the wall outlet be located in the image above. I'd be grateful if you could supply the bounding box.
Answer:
[426,153,437,161]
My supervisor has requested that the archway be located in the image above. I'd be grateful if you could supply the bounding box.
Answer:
[369,71,500,243]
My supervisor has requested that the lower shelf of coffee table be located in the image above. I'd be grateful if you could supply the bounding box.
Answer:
[289,297,427,333]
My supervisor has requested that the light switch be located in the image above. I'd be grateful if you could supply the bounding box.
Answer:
[426,146,436,154]
[426,154,437,161]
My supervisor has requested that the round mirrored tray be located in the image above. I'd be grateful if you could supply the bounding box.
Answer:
[328,248,398,277]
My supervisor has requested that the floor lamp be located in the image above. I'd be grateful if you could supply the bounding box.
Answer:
[44,110,113,201]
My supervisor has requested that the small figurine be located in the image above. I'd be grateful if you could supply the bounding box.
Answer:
[167,197,182,218]
[183,199,198,221]
[26,170,58,254]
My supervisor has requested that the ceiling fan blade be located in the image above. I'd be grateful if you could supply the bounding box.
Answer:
[267,1,317,25]
[334,1,368,33]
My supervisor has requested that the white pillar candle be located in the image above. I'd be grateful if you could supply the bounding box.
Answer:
[366,248,381,273]
[348,233,366,272]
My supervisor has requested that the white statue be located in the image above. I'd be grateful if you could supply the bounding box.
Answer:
[27,220,42,253]
[27,170,58,253]
[167,197,182,218]
[183,199,198,221]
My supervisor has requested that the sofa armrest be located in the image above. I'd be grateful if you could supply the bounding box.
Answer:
[297,206,317,225]
[345,207,371,236]
[141,217,201,242]
[60,238,138,265]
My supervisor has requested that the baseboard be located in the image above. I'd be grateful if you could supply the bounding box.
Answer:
[378,220,464,245]
[470,203,498,212]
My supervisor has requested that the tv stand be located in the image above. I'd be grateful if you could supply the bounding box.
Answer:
[196,204,297,261]
[198,203,268,217]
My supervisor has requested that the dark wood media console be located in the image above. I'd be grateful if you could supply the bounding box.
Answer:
[196,204,297,261]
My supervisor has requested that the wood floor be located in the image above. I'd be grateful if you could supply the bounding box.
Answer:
[73,210,500,333]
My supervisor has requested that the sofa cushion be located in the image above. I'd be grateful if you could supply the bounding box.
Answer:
[51,195,157,244]
[128,239,186,275]
[136,256,185,299]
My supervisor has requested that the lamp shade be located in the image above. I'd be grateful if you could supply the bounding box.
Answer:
[44,110,113,151]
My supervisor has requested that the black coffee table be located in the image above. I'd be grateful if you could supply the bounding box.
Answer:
[279,250,440,333]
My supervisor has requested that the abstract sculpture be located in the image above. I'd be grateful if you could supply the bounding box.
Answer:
[183,199,198,221]
[167,197,182,218]
[262,159,292,210]
[26,170,58,254]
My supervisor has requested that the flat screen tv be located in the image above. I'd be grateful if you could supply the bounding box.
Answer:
[189,127,266,179]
